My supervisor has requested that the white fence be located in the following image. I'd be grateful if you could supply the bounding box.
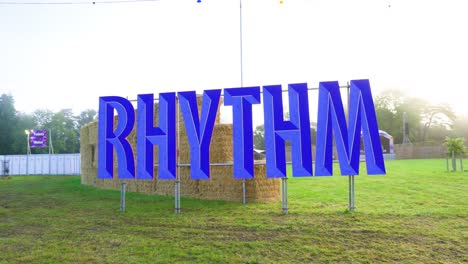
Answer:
[1,154,80,176]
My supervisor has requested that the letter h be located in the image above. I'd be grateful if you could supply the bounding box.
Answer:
[263,83,313,178]
[137,93,176,180]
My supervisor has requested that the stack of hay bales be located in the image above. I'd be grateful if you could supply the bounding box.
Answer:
[246,165,280,202]
[80,122,98,185]
[80,96,281,203]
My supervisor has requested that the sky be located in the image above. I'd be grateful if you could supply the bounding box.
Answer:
[1,0,467,125]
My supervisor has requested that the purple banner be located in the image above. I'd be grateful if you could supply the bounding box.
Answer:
[30,129,48,148]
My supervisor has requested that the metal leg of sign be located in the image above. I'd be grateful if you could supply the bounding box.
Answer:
[174,181,177,212]
[282,177,288,214]
[120,181,126,212]
[446,157,449,172]
[242,179,246,205]
[175,95,181,214]
[174,180,181,214]
[348,175,355,211]
[177,179,181,212]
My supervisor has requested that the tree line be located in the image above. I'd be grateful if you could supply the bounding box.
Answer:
[373,89,467,144]
[254,89,467,149]
[0,93,96,155]
[3,89,465,155]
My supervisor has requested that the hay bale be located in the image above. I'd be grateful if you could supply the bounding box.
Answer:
[124,180,138,192]
[80,145,91,169]
[178,167,199,197]
[81,94,281,203]
[80,125,91,180]
[177,124,232,166]
[80,125,89,147]
[197,165,238,201]
[246,165,281,202]
[210,124,233,163]
[91,144,98,168]
[138,180,155,194]
[87,122,98,145]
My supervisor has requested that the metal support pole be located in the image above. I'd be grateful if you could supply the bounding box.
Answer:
[281,177,288,214]
[348,175,355,211]
[174,180,181,213]
[49,128,52,175]
[26,132,30,176]
[174,181,177,212]
[242,179,246,205]
[239,0,247,207]
[120,181,126,212]
[239,0,244,87]
[346,83,356,212]
[177,179,181,211]
[175,95,181,214]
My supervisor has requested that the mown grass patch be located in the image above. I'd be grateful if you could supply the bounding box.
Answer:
[0,159,466,263]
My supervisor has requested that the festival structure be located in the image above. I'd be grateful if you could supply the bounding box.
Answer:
[80,96,281,202]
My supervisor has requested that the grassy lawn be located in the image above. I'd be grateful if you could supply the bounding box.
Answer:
[0,159,466,263]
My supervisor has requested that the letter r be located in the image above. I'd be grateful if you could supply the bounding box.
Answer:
[98,96,135,179]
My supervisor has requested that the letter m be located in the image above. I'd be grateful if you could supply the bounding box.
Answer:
[315,80,386,176]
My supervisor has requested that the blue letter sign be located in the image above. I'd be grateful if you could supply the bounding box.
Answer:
[137,93,176,180]
[263,83,313,178]
[97,79,386,181]
[315,80,386,176]
[224,87,261,179]
[98,96,135,179]
[178,90,221,179]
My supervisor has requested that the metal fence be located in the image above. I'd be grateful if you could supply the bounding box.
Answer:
[0,153,80,176]
[394,144,446,159]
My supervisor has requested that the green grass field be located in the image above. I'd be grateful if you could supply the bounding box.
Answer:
[0,159,466,263]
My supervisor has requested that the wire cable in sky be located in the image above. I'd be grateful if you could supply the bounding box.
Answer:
[0,0,160,5]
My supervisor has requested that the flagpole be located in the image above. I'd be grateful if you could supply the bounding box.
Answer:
[49,129,52,175]
[239,0,248,206]
[239,0,244,87]
[25,130,30,176]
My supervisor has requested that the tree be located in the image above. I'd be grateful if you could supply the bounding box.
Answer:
[49,109,80,154]
[0,94,94,155]
[444,137,466,155]
[0,94,18,154]
[253,124,265,150]
[374,89,454,144]
[444,137,466,171]
[374,89,422,143]
[30,108,81,154]
[11,113,36,154]
[76,109,97,128]
[421,103,455,142]
[451,114,468,140]
[32,109,53,129]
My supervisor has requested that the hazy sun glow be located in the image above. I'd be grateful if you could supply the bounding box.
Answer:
[0,0,467,118]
